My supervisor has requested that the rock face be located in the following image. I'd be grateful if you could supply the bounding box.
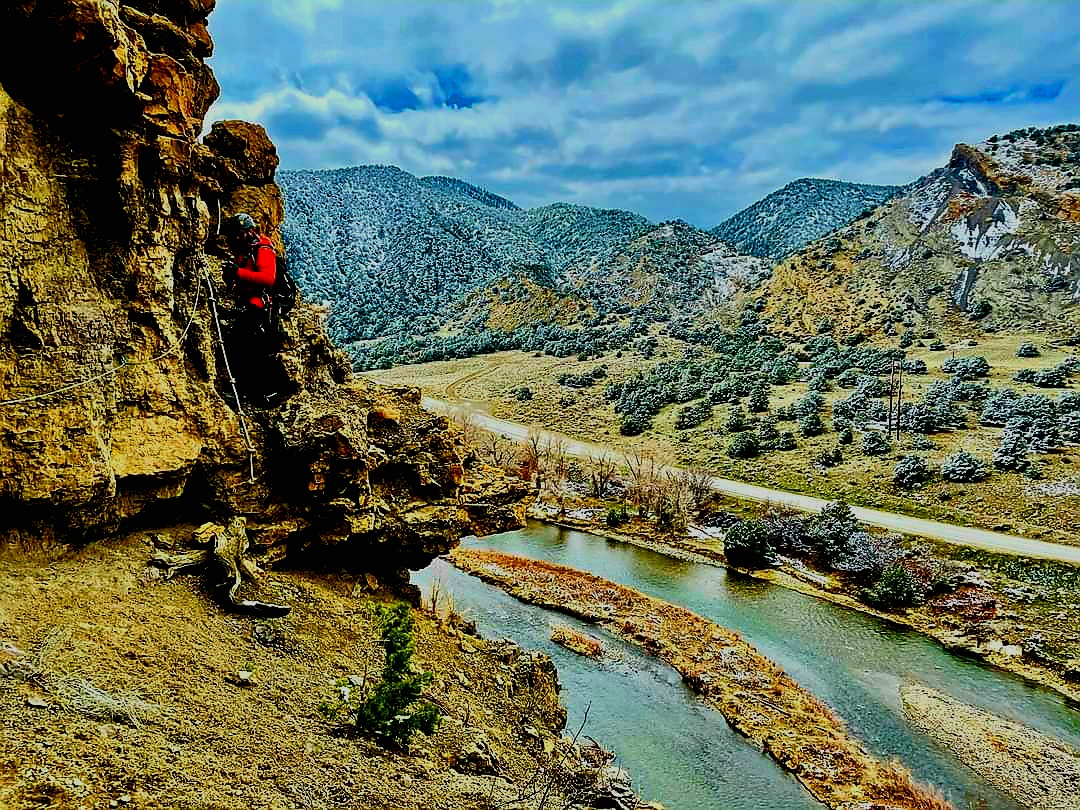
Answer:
[0,2,526,576]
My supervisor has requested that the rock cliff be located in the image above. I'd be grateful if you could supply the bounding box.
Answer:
[0,1,526,581]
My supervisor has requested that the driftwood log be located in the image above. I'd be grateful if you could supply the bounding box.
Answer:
[150,518,290,618]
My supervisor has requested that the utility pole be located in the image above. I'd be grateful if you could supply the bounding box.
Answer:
[895,354,905,442]
[887,359,896,436]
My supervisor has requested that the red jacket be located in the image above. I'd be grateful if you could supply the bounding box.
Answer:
[234,234,277,309]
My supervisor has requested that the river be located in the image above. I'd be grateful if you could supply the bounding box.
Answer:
[414,522,1080,810]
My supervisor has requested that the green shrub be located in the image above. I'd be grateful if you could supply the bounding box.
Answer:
[940,450,988,482]
[724,519,776,568]
[861,431,891,456]
[893,455,931,488]
[605,506,631,528]
[726,431,760,459]
[863,563,923,609]
[322,603,439,745]
[747,384,770,413]
[774,431,798,450]
[798,411,825,437]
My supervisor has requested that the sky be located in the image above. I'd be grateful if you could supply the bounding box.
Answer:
[207,0,1080,227]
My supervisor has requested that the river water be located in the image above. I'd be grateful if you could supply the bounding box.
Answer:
[414,522,1080,810]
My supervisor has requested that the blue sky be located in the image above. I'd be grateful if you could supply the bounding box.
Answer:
[207,0,1080,227]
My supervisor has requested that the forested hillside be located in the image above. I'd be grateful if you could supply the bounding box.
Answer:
[279,168,659,343]
[713,178,902,260]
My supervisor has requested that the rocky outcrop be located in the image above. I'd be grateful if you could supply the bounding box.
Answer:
[763,126,1080,337]
[0,2,525,575]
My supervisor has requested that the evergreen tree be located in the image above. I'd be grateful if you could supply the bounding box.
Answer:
[893,455,931,488]
[747,383,770,413]
[993,428,1030,471]
[940,450,988,482]
[322,603,440,746]
[861,431,891,456]
[798,411,825,437]
[726,405,747,433]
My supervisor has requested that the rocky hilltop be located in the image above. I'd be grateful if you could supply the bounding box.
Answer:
[0,1,525,583]
[764,126,1080,338]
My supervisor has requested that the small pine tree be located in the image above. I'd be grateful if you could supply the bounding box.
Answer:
[774,431,797,450]
[1016,342,1040,358]
[724,519,776,568]
[725,405,747,433]
[758,415,780,442]
[747,383,770,413]
[993,428,1030,471]
[799,411,825,437]
[861,431,891,456]
[893,455,931,488]
[864,563,923,609]
[324,603,440,746]
[940,450,988,482]
[726,431,760,459]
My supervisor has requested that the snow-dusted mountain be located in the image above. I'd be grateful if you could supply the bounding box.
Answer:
[279,166,543,341]
[560,219,769,322]
[279,167,656,342]
[763,125,1080,337]
[712,178,902,260]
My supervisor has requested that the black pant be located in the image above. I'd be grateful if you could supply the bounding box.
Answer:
[225,306,280,404]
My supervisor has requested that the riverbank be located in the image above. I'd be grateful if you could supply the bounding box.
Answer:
[449,547,953,810]
[531,506,1080,707]
[900,683,1080,810]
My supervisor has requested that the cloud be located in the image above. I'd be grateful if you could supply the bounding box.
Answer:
[207,0,1080,227]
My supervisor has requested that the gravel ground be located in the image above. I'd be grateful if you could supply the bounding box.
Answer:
[900,683,1080,810]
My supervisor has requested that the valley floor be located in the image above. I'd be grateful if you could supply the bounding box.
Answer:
[369,334,1080,548]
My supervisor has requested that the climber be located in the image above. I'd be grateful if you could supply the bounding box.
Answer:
[221,212,284,407]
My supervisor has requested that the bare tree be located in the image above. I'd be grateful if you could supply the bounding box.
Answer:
[451,412,480,458]
[685,466,713,511]
[479,431,515,468]
[520,428,550,492]
[657,469,690,532]
[548,439,570,516]
[587,453,618,499]
[622,448,657,517]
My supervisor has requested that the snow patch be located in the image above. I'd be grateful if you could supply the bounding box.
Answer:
[950,201,1019,259]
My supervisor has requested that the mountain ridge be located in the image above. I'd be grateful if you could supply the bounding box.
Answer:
[712,178,904,260]
[761,124,1080,338]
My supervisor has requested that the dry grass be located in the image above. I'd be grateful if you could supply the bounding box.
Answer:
[29,629,161,727]
[549,625,602,658]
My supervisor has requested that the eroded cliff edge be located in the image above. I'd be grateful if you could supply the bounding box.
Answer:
[0,1,526,583]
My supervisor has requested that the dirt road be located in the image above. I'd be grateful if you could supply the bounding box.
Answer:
[423,396,1080,564]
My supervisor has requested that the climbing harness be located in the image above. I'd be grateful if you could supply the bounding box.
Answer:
[0,251,260,485]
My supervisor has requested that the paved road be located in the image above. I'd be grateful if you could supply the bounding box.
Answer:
[422,396,1080,565]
